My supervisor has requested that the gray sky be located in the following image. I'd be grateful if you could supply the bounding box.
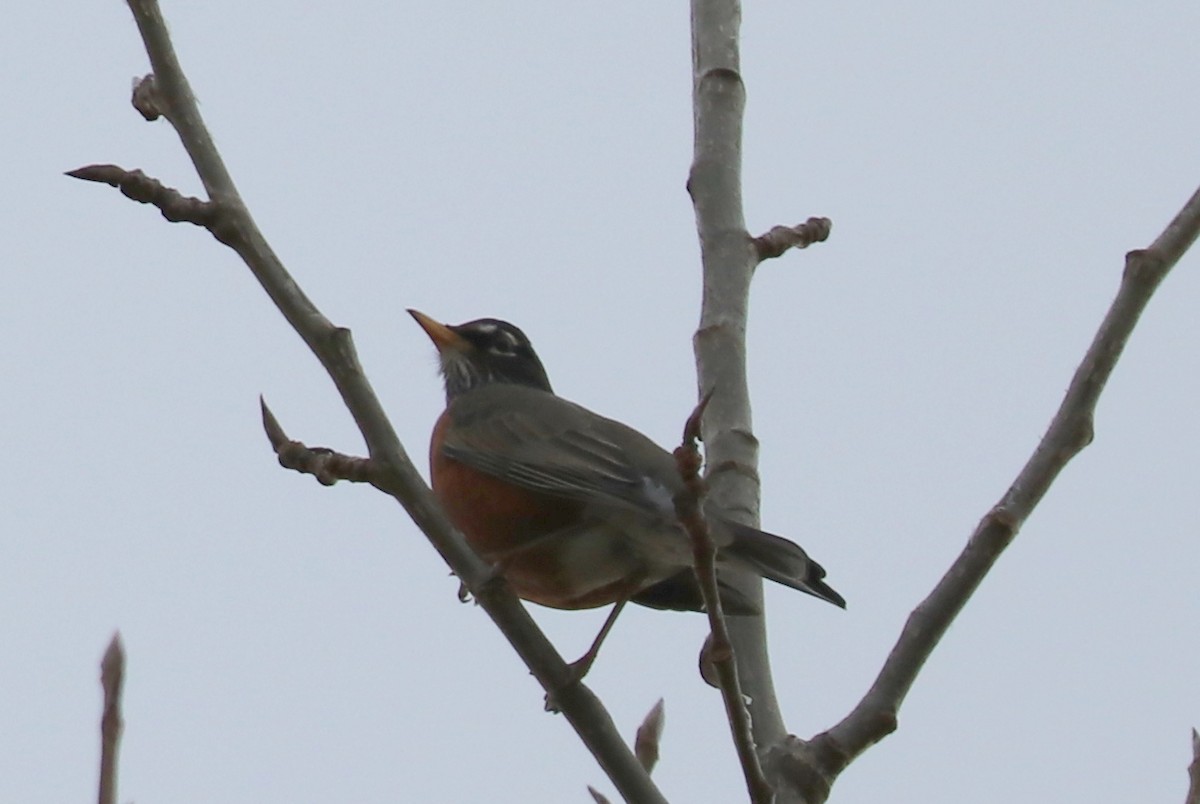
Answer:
[6,2,1200,802]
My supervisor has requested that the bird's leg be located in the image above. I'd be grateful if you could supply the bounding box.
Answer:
[567,597,629,681]
[544,598,631,713]
[545,597,631,713]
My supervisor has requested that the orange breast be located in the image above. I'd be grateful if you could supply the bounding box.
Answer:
[430,410,582,555]
[431,411,606,608]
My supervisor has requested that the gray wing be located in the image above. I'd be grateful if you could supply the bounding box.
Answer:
[441,385,680,515]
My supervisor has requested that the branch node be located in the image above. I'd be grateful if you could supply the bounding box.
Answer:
[1123,248,1166,285]
[753,217,833,262]
[697,67,745,92]
[131,73,164,121]
[1068,414,1095,453]
[706,459,761,486]
[763,736,836,803]
[987,504,1018,533]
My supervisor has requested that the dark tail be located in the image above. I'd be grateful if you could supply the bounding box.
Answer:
[720,519,846,609]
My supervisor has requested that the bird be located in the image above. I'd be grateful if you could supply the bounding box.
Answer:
[409,309,844,677]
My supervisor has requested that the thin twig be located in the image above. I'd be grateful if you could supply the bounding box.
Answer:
[70,3,668,802]
[97,633,125,804]
[674,393,773,804]
[795,184,1200,796]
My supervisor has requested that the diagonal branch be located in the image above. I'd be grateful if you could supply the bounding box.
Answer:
[794,183,1200,795]
[69,3,668,802]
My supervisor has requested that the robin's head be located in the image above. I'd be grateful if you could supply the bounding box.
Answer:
[409,309,552,400]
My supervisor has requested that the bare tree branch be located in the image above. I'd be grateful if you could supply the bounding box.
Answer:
[1187,728,1200,804]
[69,2,668,801]
[97,633,125,804]
[689,4,801,778]
[752,217,832,262]
[788,185,1200,797]
[674,393,772,802]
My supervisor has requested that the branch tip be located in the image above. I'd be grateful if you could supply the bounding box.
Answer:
[98,631,126,804]
[259,396,288,450]
[100,632,125,688]
[634,698,666,773]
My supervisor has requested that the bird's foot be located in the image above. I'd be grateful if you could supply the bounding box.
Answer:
[543,654,594,713]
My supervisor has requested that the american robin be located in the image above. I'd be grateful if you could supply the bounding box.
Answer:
[410,310,844,676]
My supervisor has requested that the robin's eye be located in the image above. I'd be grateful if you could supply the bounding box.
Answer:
[489,337,518,356]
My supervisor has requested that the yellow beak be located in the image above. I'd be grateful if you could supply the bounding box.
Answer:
[408,309,469,353]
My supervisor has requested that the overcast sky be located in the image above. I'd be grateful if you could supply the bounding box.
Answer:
[6,2,1200,802]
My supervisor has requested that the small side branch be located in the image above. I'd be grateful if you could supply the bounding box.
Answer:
[97,633,125,804]
[752,217,832,262]
[261,398,377,486]
[66,165,220,228]
[674,393,773,804]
